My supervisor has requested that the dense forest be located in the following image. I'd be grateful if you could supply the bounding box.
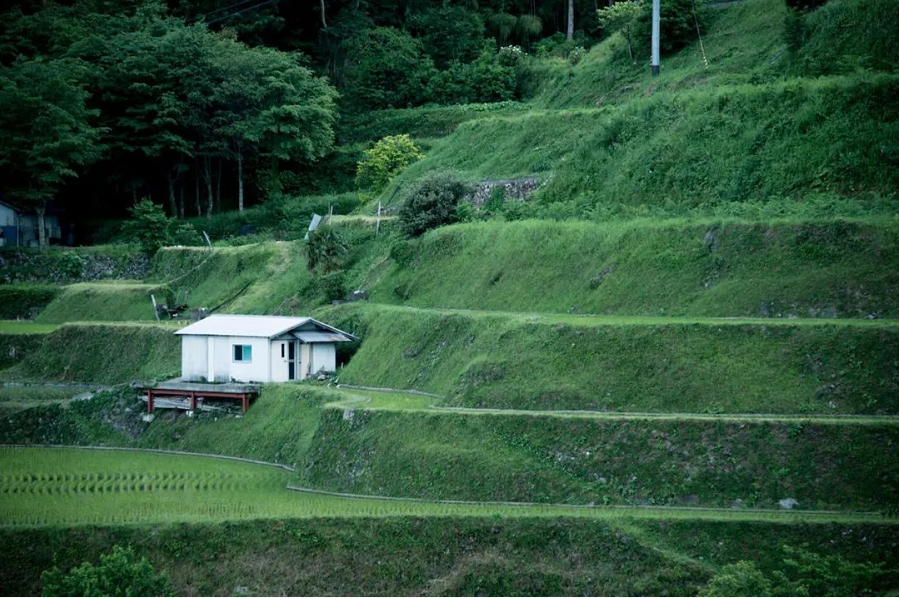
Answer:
[0,0,645,239]
[2,0,895,245]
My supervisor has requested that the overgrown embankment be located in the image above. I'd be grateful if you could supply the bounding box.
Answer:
[369,219,899,318]
[321,303,899,414]
[0,324,179,383]
[29,243,312,324]
[300,406,898,511]
[4,517,896,596]
[390,75,898,210]
[34,283,168,323]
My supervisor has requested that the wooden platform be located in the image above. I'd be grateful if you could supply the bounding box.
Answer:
[144,379,261,414]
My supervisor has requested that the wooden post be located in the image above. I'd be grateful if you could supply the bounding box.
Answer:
[148,391,155,414]
[190,392,197,411]
[241,394,249,413]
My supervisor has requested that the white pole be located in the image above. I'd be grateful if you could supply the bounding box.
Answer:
[376,201,382,236]
[651,0,661,76]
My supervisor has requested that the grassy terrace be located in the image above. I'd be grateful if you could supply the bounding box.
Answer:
[322,303,899,414]
[1,447,893,528]
[326,387,899,425]
[0,321,60,334]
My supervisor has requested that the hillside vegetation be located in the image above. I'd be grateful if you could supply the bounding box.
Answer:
[371,218,899,318]
[322,303,899,414]
[391,76,898,211]
[1,0,898,594]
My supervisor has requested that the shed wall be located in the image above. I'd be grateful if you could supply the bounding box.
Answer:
[311,343,336,374]
[181,335,207,381]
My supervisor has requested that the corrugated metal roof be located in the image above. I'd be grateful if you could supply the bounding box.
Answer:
[175,315,311,338]
[293,331,354,343]
[175,314,358,341]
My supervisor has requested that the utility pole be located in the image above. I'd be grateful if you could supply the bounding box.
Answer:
[651,0,661,76]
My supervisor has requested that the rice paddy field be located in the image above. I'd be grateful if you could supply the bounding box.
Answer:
[0,446,890,528]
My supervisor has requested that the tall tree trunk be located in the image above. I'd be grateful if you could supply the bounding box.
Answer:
[567,0,574,40]
[37,205,47,247]
[178,183,185,219]
[237,152,244,213]
[203,156,214,218]
[320,0,327,28]
[215,159,223,213]
[167,172,177,217]
[194,160,201,217]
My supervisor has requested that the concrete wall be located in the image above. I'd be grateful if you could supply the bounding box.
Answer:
[311,343,336,375]
[181,335,207,381]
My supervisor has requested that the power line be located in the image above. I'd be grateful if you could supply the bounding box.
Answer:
[204,0,280,25]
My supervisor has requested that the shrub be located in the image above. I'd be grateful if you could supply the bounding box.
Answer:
[356,134,424,191]
[119,199,172,255]
[170,222,204,246]
[41,545,171,597]
[399,171,471,237]
[427,45,518,105]
[305,223,346,273]
[597,1,642,62]
[315,270,347,302]
[701,546,889,597]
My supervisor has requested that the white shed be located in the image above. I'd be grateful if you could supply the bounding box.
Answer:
[175,314,358,384]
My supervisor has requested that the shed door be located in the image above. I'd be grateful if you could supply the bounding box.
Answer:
[288,341,296,380]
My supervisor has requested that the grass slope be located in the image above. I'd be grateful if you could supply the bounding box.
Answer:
[321,303,899,414]
[3,518,893,597]
[0,324,180,383]
[34,282,166,324]
[370,218,899,318]
[301,405,898,511]
[0,333,46,370]
[390,75,898,210]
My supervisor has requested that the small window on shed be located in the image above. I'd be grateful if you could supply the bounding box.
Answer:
[233,344,252,362]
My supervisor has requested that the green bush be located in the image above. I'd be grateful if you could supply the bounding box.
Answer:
[426,45,518,105]
[305,223,346,274]
[398,171,471,237]
[702,545,889,597]
[119,199,172,255]
[41,545,171,597]
[355,134,424,192]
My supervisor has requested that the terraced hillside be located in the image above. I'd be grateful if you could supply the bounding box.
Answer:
[1,0,897,594]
